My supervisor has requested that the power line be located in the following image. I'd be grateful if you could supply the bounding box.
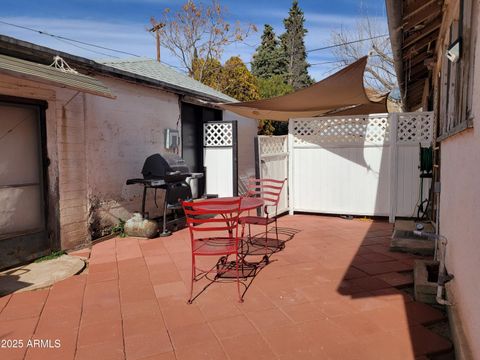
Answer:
[0,19,389,71]
[0,19,142,57]
[0,19,186,71]
[306,34,389,53]
[309,60,342,67]
[245,33,389,65]
[53,36,120,59]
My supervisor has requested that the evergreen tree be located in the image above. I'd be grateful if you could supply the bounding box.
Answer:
[257,75,294,135]
[280,0,313,89]
[257,75,294,99]
[251,25,286,79]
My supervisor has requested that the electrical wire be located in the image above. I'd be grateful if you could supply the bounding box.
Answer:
[53,36,120,59]
[306,34,389,53]
[0,19,185,70]
[0,19,389,71]
[308,60,342,67]
[244,33,390,65]
[0,19,141,57]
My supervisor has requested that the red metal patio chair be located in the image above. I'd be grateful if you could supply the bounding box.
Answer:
[182,197,244,303]
[240,178,286,260]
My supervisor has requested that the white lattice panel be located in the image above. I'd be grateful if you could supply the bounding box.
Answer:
[398,112,433,145]
[258,135,287,156]
[293,115,390,146]
[204,122,233,147]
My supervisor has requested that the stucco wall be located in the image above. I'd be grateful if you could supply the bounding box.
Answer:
[86,89,258,235]
[0,71,258,248]
[0,73,88,250]
[85,76,180,237]
[439,2,480,356]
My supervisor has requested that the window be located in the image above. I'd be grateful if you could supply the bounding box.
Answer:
[437,0,474,140]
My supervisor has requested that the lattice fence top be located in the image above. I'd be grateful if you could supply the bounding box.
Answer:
[292,115,390,146]
[258,135,287,156]
[397,112,433,145]
[204,122,233,147]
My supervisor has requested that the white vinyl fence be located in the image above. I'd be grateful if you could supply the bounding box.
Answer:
[255,135,289,215]
[286,112,433,221]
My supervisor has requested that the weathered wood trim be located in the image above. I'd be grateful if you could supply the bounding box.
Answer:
[437,121,473,141]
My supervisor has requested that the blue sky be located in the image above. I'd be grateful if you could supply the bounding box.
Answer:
[0,0,387,80]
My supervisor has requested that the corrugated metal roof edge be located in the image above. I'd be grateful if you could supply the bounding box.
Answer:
[0,54,115,99]
[0,35,237,105]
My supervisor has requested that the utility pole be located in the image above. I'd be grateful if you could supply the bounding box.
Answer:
[149,17,165,62]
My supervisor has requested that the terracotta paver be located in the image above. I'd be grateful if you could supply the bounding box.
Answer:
[0,215,453,359]
[169,322,217,350]
[0,289,49,321]
[209,314,258,340]
[68,248,91,259]
[375,271,414,287]
[175,341,227,360]
[221,332,277,360]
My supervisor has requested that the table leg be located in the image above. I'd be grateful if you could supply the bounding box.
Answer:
[141,186,147,218]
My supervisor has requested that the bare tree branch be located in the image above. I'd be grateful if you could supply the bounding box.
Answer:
[329,16,398,96]
[154,0,256,80]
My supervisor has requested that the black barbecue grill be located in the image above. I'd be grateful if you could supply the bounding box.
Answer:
[126,153,203,236]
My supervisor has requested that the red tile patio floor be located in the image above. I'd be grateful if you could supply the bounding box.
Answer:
[0,214,452,360]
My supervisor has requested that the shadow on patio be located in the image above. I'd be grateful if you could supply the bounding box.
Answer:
[0,214,452,360]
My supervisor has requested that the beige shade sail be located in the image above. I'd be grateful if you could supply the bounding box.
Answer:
[220,56,388,121]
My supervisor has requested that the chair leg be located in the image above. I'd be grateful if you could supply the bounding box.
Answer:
[188,254,195,304]
[236,252,243,303]
[265,222,269,254]
[275,217,279,242]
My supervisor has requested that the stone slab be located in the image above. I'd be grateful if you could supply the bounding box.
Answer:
[393,220,436,256]
[394,220,434,233]
[0,255,85,296]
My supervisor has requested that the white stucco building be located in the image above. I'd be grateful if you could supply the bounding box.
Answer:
[0,35,257,268]
[387,0,479,357]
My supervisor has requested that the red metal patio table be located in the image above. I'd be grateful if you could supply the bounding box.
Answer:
[194,196,264,213]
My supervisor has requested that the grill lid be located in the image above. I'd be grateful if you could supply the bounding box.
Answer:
[141,153,190,179]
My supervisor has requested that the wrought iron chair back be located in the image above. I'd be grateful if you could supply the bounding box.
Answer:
[182,197,244,303]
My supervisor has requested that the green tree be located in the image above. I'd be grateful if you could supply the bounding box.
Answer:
[251,25,286,79]
[257,119,276,135]
[193,56,259,102]
[191,57,223,88]
[257,75,294,99]
[221,56,260,101]
[280,0,313,89]
[257,75,294,135]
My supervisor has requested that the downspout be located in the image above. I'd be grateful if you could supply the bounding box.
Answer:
[385,0,407,110]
